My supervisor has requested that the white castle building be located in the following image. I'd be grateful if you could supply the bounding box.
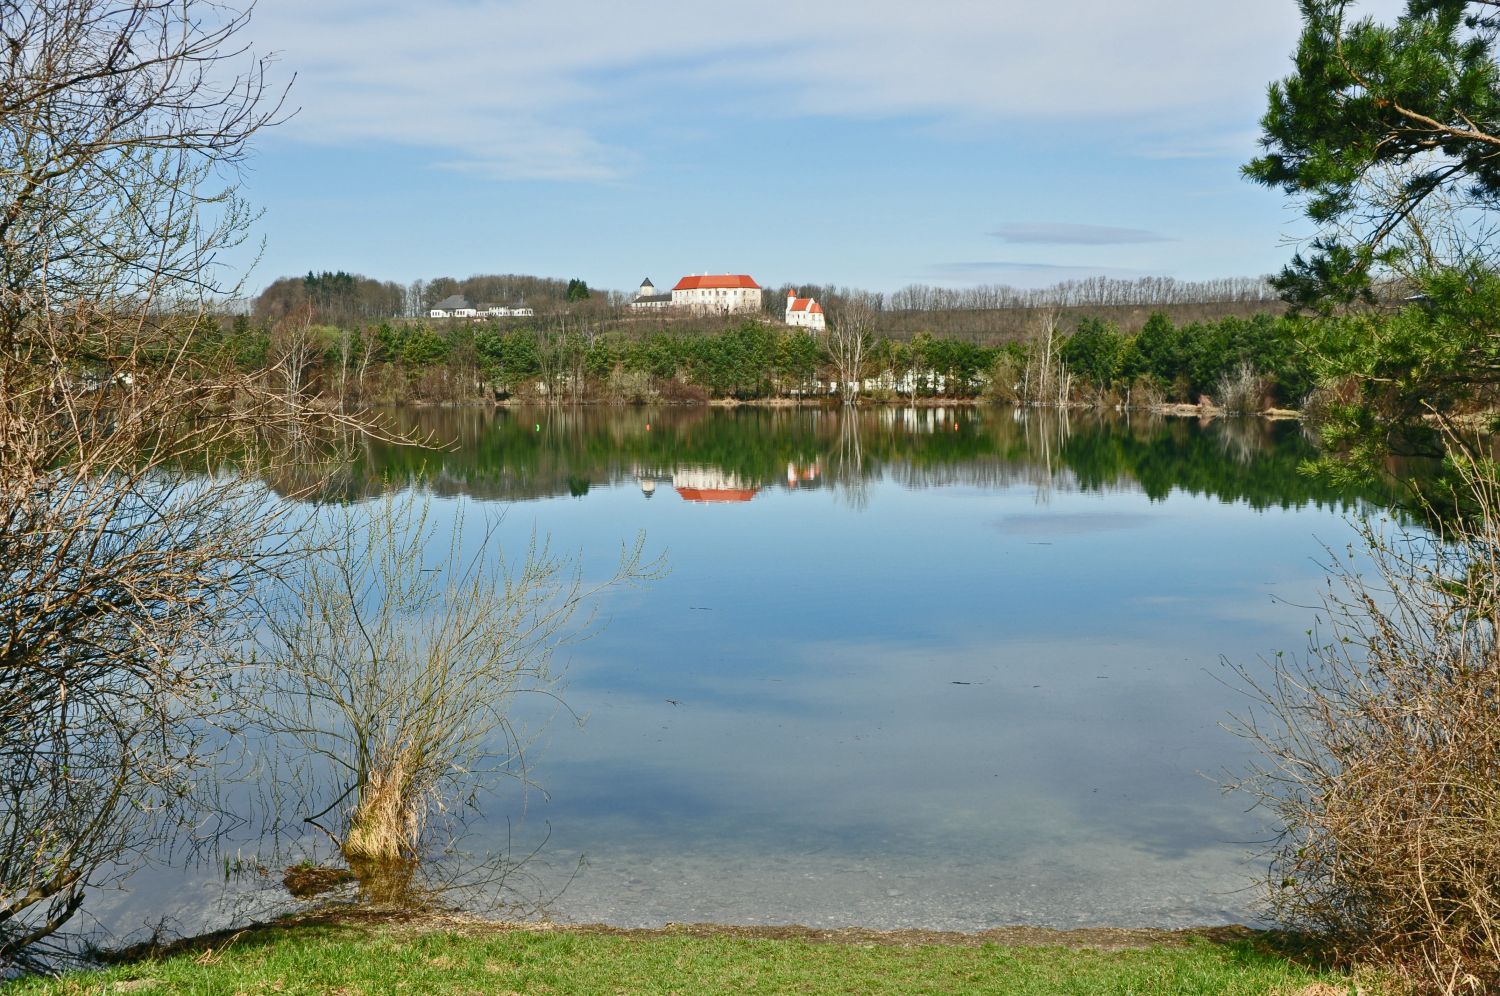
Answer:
[670,274,762,314]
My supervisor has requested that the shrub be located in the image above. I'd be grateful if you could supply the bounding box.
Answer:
[258,497,661,904]
[604,368,656,404]
[1123,376,1165,411]
[656,377,708,404]
[983,352,1025,404]
[1232,448,1500,991]
[1214,362,1269,415]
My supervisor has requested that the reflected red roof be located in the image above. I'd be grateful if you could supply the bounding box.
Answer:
[672,274,761,291]
[675,486,759,503]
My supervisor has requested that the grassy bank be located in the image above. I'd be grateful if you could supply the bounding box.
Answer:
[13,914,1368,995]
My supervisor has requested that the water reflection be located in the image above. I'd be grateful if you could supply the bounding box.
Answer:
[276,406,1397,514]
[303,407,1396,931]
[97,406,1429,941]
[651,467,768,503]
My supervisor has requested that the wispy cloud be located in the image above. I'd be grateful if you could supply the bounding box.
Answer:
[925,260,1142,286]
[1132,130,1264,161]
[250,0,1307,182]
[932,261,1091,273]
[990,223,1175,246]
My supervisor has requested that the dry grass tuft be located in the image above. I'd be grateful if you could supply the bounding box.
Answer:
[341,752,428,904]
[344,754,422,866]
[1215,362,1270,415]
[1280,985,1356,996]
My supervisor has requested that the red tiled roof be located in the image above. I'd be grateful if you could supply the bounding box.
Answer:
[789,297,822,314]
[808,301,823,314]
[672,274,761,291]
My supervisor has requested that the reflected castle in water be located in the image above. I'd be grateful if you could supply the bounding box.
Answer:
[636,463,823,503]
[263,405,1410,515]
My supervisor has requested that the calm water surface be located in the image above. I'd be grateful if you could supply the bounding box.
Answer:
[99,406,1406,939]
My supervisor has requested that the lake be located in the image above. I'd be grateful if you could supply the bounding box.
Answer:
[93,405,1404,940]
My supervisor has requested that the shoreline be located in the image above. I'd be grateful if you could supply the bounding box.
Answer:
[377,396,1305,420]
[101,907,1270,961]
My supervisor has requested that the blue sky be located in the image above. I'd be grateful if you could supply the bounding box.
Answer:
[227,0,1404,299]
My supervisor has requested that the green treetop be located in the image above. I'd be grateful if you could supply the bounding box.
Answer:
[1246,0,1500,310]
[1247,1,1500,491]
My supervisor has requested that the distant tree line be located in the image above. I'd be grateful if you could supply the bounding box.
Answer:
[253,272,600,326]
[884,275,1280,311]
[757,276,1274,322]
[199,301,1333,413]
[1045,312,1316,410]
[255,271,407,327]
[415,273,591,313]
[243,268,1484,418]
[254,270,1292,338]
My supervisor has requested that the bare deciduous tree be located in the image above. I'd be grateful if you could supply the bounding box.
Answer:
[0,0,390,968]
[825,292,879,406]
[255,496,662,904]
[1020,309,1071,406]
[268,305,328,405]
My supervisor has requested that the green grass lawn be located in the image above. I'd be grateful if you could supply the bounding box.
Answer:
[10,917,1367,995]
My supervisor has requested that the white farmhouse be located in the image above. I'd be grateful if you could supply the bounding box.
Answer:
[785,290,825,332]
[430,294,533,318]
[671,274,762,314]
[429,294,476,318]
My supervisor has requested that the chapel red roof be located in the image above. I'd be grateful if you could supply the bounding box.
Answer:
[672,274,761,291]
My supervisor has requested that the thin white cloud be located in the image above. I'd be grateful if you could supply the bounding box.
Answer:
[991,224,1175,246]
[250,0,1310,180]
[925,261,1143,286]
[1134,130,1266,161]
[933,261,1091,272]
